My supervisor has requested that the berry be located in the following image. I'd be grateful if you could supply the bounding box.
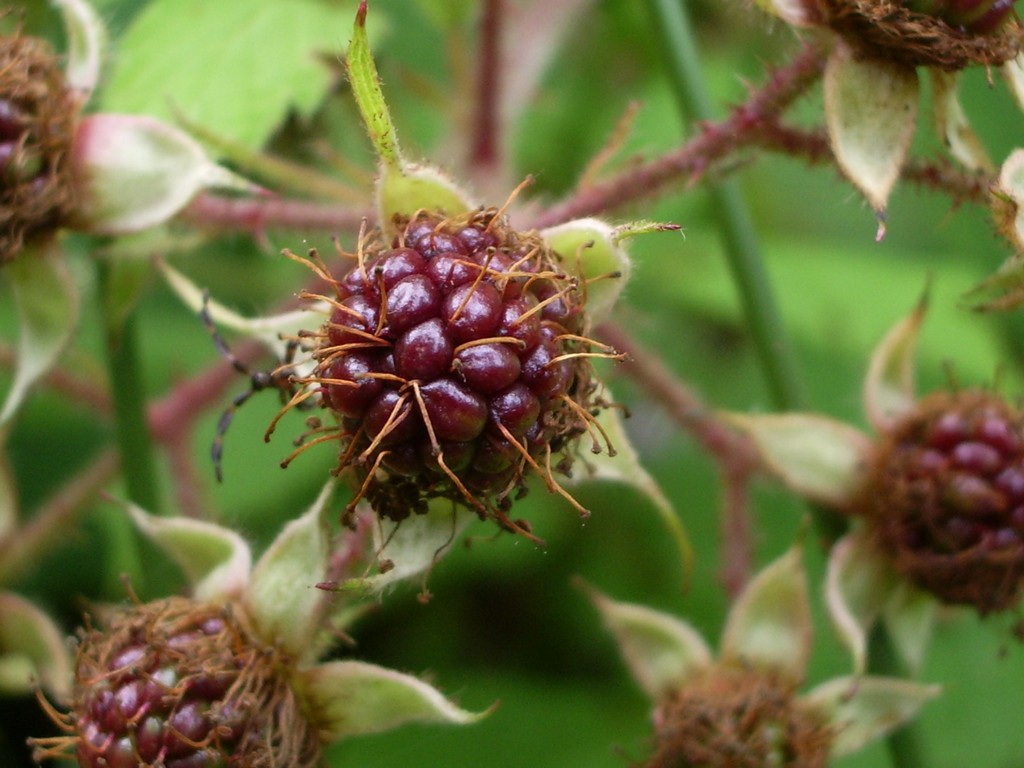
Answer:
[0,31,78,261]
[30,597,320,768]
[287,208,615,531]
[857,390,1024,612]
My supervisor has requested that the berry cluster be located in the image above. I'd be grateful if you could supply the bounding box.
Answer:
[31,598,319,768]
[858,390,1024,611]
[904,0,1017,34]
[290,208,614,532]
[0,31,77,261]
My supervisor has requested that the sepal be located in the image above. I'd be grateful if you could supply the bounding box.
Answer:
[295,659,492,740]
[1,243,78,425]
[0,591,72,701]
[338,501,474,595]
[70,114,258,234]
[725,412,871,508]
[565,402,691,585]
[863,296,926,433]
[123,503,252,602]
[824,45,918,239]
[346,2,475,230]
[245,480,335,659]
[580,580,712,700]
[720,544,811,680]
[803,676,940,758]
[53,0,106,99]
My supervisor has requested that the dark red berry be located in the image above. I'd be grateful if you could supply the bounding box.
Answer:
[858,390,1024,612]
[291,208,614,528]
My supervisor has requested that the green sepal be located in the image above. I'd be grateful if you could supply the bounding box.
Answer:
[338,500,475,595]
[295,659,493,741]
[824,45,918,239]
[0,591,73,701]
[53,0,105,98]
[725,412,872,508]
[863,295,926,433]
[804,675,940,758]
[580,580,712,700]
[70,114,258,235]
[1,243,78,425]
[720,544,811,680]
[245,480,335,660]
[122,502,252,602]
[565,399,691,587]
[346,2,475,231]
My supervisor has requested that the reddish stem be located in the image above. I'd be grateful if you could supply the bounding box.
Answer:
[532,39,829,228]
[471,0,503,170]
[182,193,372,238]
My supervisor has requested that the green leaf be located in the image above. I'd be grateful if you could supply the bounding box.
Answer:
[0,591,73,701]
[804,675,940,758]
[580,580,712,700]
[71,114,256,234]
[296,659,493,741]
[724,412,872,508]
[245,480,335,659]
[123,501,252,602]
[1,244,78,425]
[824,45,918,237]
[100,0,358,148]
[720,544,811,680]
[863,295,926,433]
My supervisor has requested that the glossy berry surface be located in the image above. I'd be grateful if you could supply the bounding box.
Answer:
[308,208,607,528]
[53,598,319,768]
[860,390,1024,611]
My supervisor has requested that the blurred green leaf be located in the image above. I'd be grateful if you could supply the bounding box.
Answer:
[101,0,361,148]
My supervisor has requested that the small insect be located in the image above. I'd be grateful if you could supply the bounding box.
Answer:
[200,290,307,482]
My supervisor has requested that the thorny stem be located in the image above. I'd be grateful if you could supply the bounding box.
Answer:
[756,121,992,205]
[643,0,805,413]
[182,193,372,241]
[598,323,758,598]
[531,38,829,229]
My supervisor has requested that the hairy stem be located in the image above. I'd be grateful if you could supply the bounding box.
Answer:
[643,0,805,412]
[532,39,829,229]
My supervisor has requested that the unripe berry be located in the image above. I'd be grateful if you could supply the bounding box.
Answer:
[647,666,832,768]
[30,597,320,768]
